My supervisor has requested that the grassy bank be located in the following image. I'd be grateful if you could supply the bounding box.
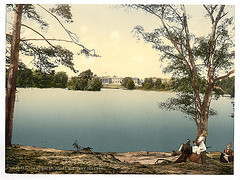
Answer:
[5,145,233,174]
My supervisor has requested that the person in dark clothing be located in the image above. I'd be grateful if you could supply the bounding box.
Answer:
[175,139,192,163]
[181,139,192,154]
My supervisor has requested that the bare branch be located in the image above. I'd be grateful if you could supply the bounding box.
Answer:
[134,5,192,72]
[215,5,225,24]
[179,27,184,53]
[21,38,72,43]
[213,70,235,82]
[168,5,183,24]
[7,33,72,44]
[37,4,99,57]
[21,23,55,48]
[203,5,214,24]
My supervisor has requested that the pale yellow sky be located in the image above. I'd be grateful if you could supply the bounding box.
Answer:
[6,4,235,79]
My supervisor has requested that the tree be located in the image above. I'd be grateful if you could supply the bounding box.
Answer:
[67,76,80,90]
[159,83,166,91]
[154,78,162,90]
[67,69,102,91]
[6,4,23,147]
[121,77,132,88]
[142,78,154,90]
[17,67,33,87]
[5,4,99,147]
[86,78,102,91]
[126,79,135,89]
[52,71,68,88]
[214,76,235,97]
[78,69,94,90]
[132,5,234,140]
[32,70,54,88]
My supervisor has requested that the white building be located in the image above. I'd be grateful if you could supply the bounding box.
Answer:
[98,76,141,85]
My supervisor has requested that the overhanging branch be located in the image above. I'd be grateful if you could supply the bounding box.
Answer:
[21,23,55,48]
[21,38,72,43]
[7,33,72,43]
[37,4,99,57]
[213,70,235,82]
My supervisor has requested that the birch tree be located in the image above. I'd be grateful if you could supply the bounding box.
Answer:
[132,5,235,140]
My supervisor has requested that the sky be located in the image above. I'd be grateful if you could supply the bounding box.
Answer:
[5,4,235,79]
[1,1,240,180]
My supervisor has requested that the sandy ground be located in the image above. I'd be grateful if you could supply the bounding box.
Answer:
[19,145,180,164]
[6,145,233,174]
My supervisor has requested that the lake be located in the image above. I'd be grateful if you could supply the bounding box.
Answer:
[12,88,234,153]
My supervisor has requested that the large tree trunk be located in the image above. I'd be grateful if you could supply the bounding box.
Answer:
[5,4,23,147]
[195,79,214,141]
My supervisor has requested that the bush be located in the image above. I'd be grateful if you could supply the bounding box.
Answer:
[126,79,135,89]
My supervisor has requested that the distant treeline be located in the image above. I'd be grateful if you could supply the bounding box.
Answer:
[6,68,68,88]
[123,76,235,97]
[6,68,102,91]
[6,67,235,96]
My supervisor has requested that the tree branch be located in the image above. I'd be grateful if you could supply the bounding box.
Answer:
[21,38,72,43]
[37,4,99,57]
[7,33,72,43]
[203,5,214,24]
[134,5,192,72]
[193,117,199,127]
[21,23,56,48]
[215,5,225,24]
[213,70,235,82]
[159,9,192,72]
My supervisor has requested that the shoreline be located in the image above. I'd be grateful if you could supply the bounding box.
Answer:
[5,144,233,174]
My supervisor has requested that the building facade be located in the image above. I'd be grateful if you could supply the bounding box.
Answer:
[98,76,142,85]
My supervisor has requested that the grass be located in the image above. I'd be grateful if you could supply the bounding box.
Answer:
[5,146,233,174]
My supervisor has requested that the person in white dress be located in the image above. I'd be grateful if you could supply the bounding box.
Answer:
[192,130,207,155]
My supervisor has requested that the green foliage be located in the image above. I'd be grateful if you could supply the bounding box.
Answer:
[158,94,217,120]
[17,68,33,87]
[214,76,235,97]
[154,78,162,90]
[159,83,166,90]
[67,77,80,90]
[18,42,78,73]
[31,70,54,88]
[52,71,68,88]
[142,78,154,90]
[67,69,102,91]
[126,79,135,89]
[86,78,102,91]
[22,4,49,29]
[132,5,234,122]
[142,78,165,90]
[6,4,99,76]
[50,4,73,23]
[6,66,70,88]
[77,69,93,90]
[121,77,132,88]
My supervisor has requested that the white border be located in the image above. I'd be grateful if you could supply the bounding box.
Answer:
[1,1,239,180]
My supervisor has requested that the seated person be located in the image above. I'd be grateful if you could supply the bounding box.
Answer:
[189,131,208,164]
[220,142,234,163]
[175,139,192,163]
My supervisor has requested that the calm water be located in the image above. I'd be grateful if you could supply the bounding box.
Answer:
[12,88,234,152]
